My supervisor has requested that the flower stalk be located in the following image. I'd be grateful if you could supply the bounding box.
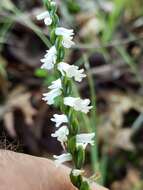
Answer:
[37,1,95,189]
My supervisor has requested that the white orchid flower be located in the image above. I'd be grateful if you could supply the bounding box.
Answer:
[36,11,52,25]
[58,62,86,82]
[64,97,93,113]
[42,79,62,105]
[76,133,95,149]
[53,153,72,165]
[51,125,69,144]
[55,27,75,48]
[51,114,68,127]
[40,46,57,70]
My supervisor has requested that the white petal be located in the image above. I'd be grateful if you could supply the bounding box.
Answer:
[64,97,92,113]
[64,97,77,107]
[62,38,75,48]
[51,125,69,143]
[40,58,54,70]
[36,11,52,26]
[36,11,50,20]
[40,46,57,70]
[53,153,72,165]
[55,27,74,49]
[44,17,52,25]
[42,89,62,105]
[51,114,68,127]
[76,133,95,148]
[58,62,86,82]
[55,27,74,37]
[48,79,62,90]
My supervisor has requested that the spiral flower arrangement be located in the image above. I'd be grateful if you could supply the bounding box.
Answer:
[37,0,95,189]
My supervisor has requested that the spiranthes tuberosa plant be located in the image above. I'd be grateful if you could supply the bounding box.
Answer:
[37,0,95,189]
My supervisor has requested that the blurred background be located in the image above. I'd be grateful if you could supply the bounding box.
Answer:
[0,0,143,189]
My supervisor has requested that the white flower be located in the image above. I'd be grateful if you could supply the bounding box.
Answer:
[53,153,72,165]
[58,62,86,82]
[64,97,93,113]
[42,79,62,105]
[76,133,95,149]
[42,89,61,105]
[72,169,84,176]
[40,46,57,70]
[51,125,69,144]
[55,27,75,48]
[36,11,52,25]
[48,78,62,90]
[51,114,68,127]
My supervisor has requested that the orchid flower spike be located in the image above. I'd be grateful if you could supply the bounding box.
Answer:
[38,1,95,189]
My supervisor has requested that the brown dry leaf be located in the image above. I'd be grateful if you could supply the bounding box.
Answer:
[76,11,103,40]
[98,91,143,151]
[113,129,134,151]
[7,92,37,125]
[7,91,37,125]
[3,86,37,137]
[79,17,103,38]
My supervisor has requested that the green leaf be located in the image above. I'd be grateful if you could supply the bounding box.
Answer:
[35,68,48,78]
